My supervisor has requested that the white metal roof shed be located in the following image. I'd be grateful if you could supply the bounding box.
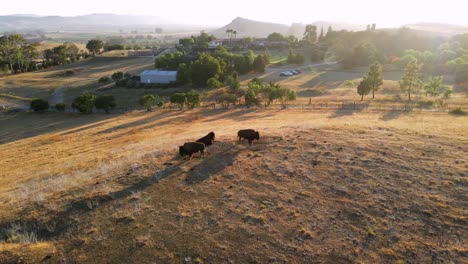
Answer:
[140,70,177,84]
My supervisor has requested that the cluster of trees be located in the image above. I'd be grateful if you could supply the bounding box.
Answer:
[244,79,296,108]
[357,60,452,102]
[155,45,270,87]
[0,34,40,73]
[43,43,89,67]
[71,93,117,114]
[170,92,201,110]
[0,33,93,74]
[178,32,216,52]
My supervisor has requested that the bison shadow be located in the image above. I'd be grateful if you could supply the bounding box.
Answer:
[185,142,241,184]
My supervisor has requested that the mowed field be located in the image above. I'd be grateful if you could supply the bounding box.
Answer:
[0,108,467,263]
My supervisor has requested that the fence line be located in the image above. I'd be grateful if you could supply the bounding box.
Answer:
[6,101,453,114]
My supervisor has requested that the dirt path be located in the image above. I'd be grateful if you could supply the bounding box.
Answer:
[48,87,65,106]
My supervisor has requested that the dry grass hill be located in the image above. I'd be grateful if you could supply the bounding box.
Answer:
[0,108,466,263]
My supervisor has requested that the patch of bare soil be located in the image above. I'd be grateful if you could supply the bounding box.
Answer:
[1,127,467,263]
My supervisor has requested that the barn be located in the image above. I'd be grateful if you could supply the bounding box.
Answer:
[140,70,177,84]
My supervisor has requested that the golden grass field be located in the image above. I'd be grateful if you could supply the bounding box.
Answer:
[0,107,467,263]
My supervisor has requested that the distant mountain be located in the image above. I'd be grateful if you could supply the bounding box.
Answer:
[211,17,367,38]
[211,17,290,38]
[0,14,207,33]
[404,23,468,36]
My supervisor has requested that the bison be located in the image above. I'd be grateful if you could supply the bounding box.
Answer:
[196,132,215,146]
[238,129,260,146]
[179,142,205,160]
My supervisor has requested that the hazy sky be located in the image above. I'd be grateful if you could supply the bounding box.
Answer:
[2,0,467,27]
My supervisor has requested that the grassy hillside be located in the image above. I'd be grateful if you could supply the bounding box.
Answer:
[0,109,466,263]
[0,56,154,103]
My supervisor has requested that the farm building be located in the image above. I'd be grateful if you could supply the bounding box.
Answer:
[140,70,177,84]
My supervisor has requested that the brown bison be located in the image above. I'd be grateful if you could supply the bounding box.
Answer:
[238,129,260,146]
[196,132,215,146]
[179,142,205,159]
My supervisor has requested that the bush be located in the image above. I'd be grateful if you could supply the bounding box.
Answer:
[111,71,124,81]
[116,78,129,87]
[449,107,466,115]
[30,99,49,112]
[170,93,186,110]
[72,93,96,114]
[126,79,138,89]
[207,77,223,88]
[98,76,111,83]
[139,94,161,111]
[185,92,201,109]
[95,95,116,113]
[245,90,261,108]
[55,102,66,111]
[216,93,238,109]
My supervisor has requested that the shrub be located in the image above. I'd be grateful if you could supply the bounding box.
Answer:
[116,78,129,87]
[126,79,138,89]
[416,100,434,109]
[30,99,49,112]
[245,90,261,108]
[55,102,66,111]
[449,107,466,115]
[170,93,186,110]
[207,77,223,88]
[98,76,111,83]
[72,93,96,114]
[185,92,201,109]
[111,71,124,81]
[216,93,238,109]
[95,95,116,113]
[139,94,161,111]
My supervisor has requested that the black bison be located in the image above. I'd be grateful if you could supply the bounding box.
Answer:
[179,142,205,159]
[238,129,260,146]
[196,132,215,146]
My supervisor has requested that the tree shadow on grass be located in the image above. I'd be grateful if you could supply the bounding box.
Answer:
[328,105,366,119]
[380,111,409,121]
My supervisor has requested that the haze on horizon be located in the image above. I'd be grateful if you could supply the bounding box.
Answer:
[1,0,467,27]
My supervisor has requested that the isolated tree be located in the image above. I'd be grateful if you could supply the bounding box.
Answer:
[30,99,49,112]
[86,39,104,55]
[400,60,423,101]
[233,30,237,39]
[423,76,444,97]
[170,93,186,110]
[139,94,161,111]
[95,95,116,113]
[357,76,372,101]
[371,23,376,31]
[253,55,266,73]
[367,63,383,98]
[72,93,96,114]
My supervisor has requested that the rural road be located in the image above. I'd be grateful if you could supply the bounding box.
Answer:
[266,62,338,73]
[49,87,65,106]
